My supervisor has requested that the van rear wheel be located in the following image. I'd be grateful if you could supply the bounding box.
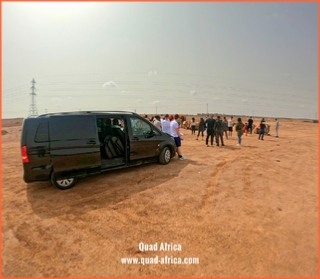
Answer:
[51,173,77,190]
[159,147,171,165]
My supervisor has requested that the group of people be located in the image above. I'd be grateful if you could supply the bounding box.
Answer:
[191,114,233,147]
[147,114,186,161]
[188,115,280,146]
[147,113,280,160]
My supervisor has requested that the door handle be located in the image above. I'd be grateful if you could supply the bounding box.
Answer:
[86,140,96,144]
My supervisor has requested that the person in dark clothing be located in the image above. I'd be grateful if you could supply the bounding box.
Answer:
[235,117,244,146]
[258,118,266,140]
[196,118,205,140]
[214,115,225,146]
[248,117,254,134]
[222,116,228,139]
[205,114,216,147]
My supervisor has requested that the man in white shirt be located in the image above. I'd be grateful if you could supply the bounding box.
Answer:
[161,114,171,134]
[170,114,186,160]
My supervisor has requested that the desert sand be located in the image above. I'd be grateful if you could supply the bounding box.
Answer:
[1,116,318,277]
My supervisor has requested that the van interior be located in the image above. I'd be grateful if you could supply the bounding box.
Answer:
[96,117,127,167]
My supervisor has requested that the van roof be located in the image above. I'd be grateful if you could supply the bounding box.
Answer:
[35,111,138,118]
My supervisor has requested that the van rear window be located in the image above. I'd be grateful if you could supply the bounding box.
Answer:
[50,115,96,140]
[35,122,49,142]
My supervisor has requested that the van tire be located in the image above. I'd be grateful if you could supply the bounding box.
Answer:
[51,173,77,190]
[159,147,171,165]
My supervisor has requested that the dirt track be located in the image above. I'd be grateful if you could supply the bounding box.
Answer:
[1,118,318,277]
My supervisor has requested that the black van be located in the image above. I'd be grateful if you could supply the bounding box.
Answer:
[21,111,176,190]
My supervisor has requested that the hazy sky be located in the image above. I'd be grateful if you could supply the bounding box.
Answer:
[2,2,318,119]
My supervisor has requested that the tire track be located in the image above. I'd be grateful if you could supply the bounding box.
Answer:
[199,153,240,214]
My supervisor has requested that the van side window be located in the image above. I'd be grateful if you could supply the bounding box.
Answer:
[50,116,96,140]
[130,117,151,136]
[34,122,49,142]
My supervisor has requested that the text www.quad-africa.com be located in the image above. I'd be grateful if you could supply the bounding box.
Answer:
[121,255,199,265]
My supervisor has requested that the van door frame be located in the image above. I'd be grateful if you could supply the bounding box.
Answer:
[97,114,129,169]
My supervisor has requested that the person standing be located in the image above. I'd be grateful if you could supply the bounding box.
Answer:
[196,118,205,140]
[190,117,196,135]
[153,115,162,130]
[177,115,182,128]
[222,116,228,139]
[227,116,233,138]
[244,122,248,136]
[258,118,267,140]
[144,114,151,122]
[161,114,171,134]
[248,117,254,134]
[275,118,279,138]
[205,114,216,147]
[214,115,225,146]
[235,117,244,146]
[170,114,186,160]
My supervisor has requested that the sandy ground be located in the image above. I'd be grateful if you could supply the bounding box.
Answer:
[1,117,318,277]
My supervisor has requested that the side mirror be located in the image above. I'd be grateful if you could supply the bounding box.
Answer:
[144,130,154,138]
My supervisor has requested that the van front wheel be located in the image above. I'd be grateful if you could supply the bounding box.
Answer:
[51,173,77,190]
[159,147,171,165]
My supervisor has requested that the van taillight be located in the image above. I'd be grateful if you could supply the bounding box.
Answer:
[21,146,29,163]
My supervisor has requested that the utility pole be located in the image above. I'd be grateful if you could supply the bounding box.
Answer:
[28,78,38,117]
[206,103,208,115]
